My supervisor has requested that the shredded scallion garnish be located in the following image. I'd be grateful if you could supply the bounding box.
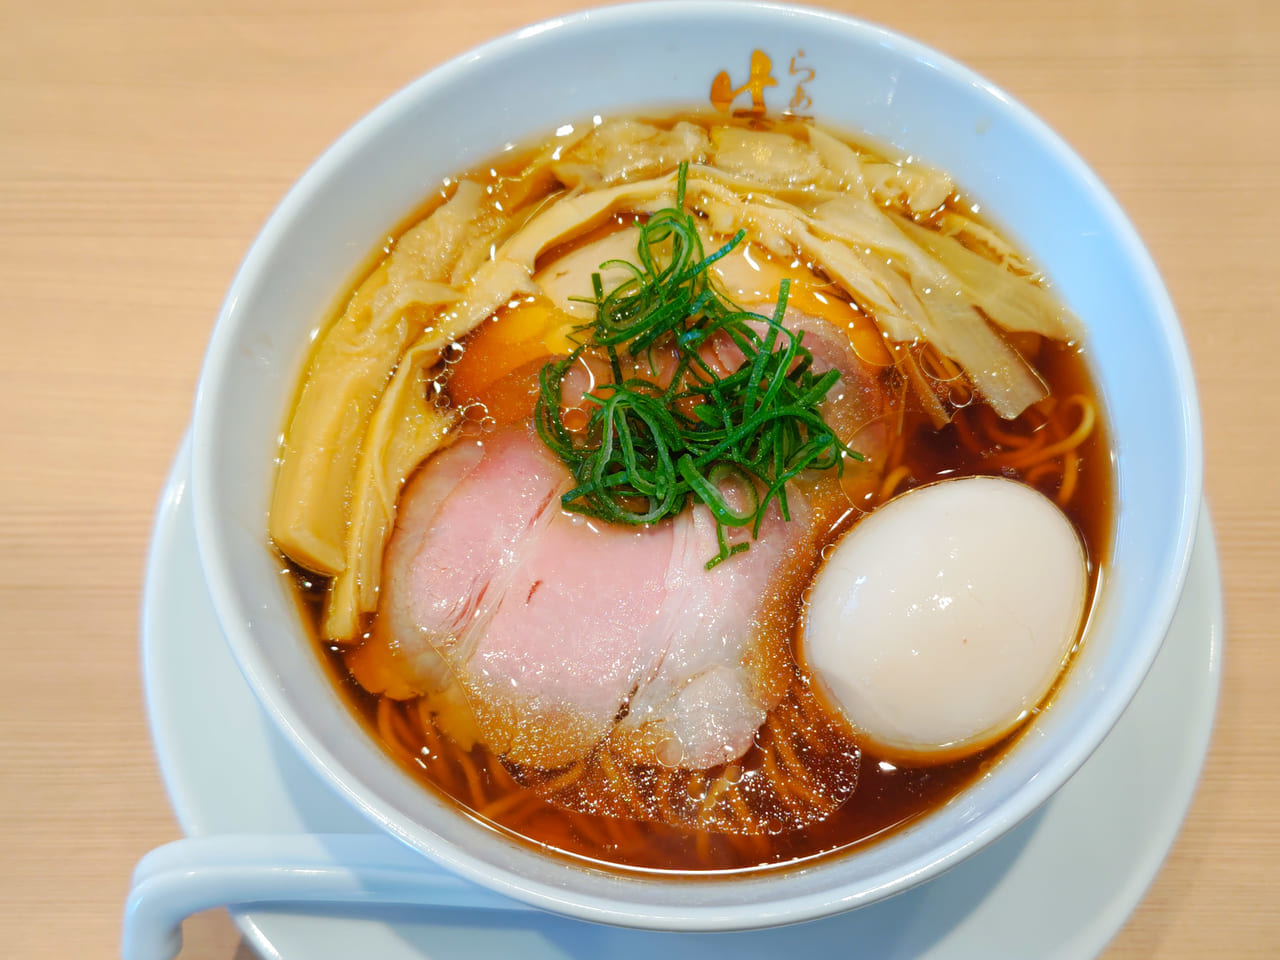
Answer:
[534,163,859,568]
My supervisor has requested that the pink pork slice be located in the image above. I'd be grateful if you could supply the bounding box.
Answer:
[378,426,809,770]
[614,499,809,768]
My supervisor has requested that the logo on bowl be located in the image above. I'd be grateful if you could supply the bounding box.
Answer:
[710,49,816,115]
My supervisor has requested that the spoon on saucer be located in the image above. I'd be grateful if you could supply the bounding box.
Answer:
[121,833,534,960]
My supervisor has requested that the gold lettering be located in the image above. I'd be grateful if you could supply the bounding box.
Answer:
[787,50,816,115]
[709,50,778,114]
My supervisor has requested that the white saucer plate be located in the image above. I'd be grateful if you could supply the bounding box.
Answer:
[143,434,1222,960]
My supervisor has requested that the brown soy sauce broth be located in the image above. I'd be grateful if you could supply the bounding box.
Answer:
[282,111,1113,875]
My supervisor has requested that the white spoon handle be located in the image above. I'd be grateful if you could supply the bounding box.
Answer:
[121,833,533,960]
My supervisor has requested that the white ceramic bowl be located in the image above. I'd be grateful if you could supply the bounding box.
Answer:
[189,1,1202,931]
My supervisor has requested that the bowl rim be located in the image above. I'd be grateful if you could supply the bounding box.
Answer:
[189,0,1204,930]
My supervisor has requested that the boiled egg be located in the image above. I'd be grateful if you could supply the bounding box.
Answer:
[801,475,1088,764]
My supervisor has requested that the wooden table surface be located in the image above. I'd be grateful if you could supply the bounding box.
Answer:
[3,0,1277,956]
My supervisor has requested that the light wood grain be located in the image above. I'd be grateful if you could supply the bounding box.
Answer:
[2,0,1276,956]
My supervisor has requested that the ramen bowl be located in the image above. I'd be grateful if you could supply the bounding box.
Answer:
[188,0,1201,930]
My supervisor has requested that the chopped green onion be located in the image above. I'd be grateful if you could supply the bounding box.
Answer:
[534,163,859,567]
